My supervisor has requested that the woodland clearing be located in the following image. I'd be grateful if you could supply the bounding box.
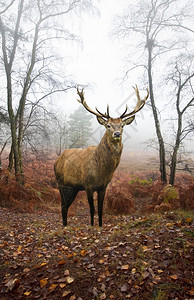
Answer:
[0,157,193,299]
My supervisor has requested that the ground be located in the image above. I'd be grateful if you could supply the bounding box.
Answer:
[0,204,193,300]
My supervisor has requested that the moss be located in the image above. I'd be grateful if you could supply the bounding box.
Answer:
[162,185,179,204]
[129,176,153,186]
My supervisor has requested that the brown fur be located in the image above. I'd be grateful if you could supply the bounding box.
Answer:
[55,128,122,191]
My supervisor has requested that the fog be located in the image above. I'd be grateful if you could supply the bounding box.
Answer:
[0,0,193,160]
[52,0,193,153]
[52,0,157,151]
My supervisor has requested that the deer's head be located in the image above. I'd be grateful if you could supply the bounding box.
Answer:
[77,85,149,143]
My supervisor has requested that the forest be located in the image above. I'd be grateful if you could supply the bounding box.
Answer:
[0,0,194,299]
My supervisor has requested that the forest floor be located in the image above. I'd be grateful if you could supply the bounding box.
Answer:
[0,204,193,300]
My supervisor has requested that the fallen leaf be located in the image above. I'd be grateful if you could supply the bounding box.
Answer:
[0,241,8,247]
[66,276,74,284]
[121,265,129,270]
[170,274,178,280]
[40,278,48,288]
[131,268,136,274]
[186,217,192,223]
[23,267,30,273]
[186,287,194,296]
[17,245,22,252]
[62,290,71,297]
[99,259,105,264]
[93,287,98,297]
[5,278,19,291]
[166,223,173,227]
[80,249,87,256]
[69,296,76,300]
[64,269,70,276]
[105,246,112,251]
[154,275,161,281]
[100,292,106,299]
[35,263,47,269]
[142,271,150,279]
[60,283,66,288]
[120,284,128,292]
[58,260,66,265]
[24,291,32,296]
[101,283,106,292]
[58,278,66,283]
[49,283,58,292]
[142,245,148,251]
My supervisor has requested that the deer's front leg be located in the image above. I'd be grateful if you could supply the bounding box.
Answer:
[87,190,95,226]
[97,187,106,227]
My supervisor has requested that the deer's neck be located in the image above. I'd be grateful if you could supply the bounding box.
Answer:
[95,132,123,168]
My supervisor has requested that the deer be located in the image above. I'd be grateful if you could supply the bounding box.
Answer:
[54,85,149,226]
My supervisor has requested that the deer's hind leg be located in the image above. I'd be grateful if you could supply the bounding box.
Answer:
[59,186,78,226]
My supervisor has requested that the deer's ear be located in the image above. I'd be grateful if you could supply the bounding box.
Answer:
[122,116,135,126]
[97,116,107,126]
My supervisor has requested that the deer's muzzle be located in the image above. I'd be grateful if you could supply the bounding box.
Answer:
[113,131,121,138]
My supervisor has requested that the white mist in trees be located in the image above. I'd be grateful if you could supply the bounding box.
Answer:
[113,0,194,184]
[166,54,194,185]
[0,0,93,184]
[67,106,93,149]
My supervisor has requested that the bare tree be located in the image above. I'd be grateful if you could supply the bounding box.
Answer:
[0,0,92,184]
[167,56,194,184]
[0,107,10,170]
[113,0,194,183]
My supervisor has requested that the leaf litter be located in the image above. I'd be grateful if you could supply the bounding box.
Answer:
[0,207,193,299]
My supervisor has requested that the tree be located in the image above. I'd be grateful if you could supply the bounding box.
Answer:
[167,56,194,185]
[113,0,194,184]
[0,0,92,184]
[68,106,93,148]
[0,107,10,170]
[54,117,68,156]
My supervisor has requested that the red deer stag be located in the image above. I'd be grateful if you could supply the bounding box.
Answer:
[54,86,149,226]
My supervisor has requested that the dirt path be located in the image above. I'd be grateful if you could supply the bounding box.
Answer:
[0,207,193,299]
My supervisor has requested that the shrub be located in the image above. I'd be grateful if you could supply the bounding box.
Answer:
[178,178,194,210]
[105,171,135,214]
[129,176,153,186]
[128,176,153,198]
[153,185,180,212]
[105,184,135,214]
[158,185,179,205]
[0,170,61,212]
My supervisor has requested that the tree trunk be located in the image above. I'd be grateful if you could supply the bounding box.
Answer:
[147,40,167,183]
[8,143,14,172]
[169,94,182,185]
[169,147,178,186]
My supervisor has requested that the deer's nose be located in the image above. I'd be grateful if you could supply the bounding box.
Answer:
[114,131,121,138]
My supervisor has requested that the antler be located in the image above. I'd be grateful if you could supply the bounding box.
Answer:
[120,85,149,119]
[77,87,110,119]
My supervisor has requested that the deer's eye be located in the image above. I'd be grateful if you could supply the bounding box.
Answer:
[121,124,124,128]
[107,124,111,129]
